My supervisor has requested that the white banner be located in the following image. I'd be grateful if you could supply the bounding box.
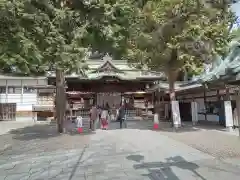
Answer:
[191,102,198,123]
[224,101,233,127]
[171,101,181,126]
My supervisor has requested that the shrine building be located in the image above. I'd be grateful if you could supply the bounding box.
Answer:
[47,55,166,117]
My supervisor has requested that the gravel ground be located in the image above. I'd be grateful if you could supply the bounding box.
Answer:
[2,120,240,160]
[159,127,240,159]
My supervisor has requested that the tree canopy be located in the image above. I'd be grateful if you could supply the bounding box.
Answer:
[0,0,87,75]
[126,0,237,76]
[0,0,137,75]
[0,0,237,77]
[231,27,240,40]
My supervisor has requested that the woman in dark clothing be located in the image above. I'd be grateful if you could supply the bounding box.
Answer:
[118,104,126,128]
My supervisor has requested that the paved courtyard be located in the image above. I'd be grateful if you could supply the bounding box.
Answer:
[1,121,240,180]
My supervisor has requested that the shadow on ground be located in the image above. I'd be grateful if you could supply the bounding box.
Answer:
[9,123,60,141]
[106,120,203,133]
[126,154,207,180]
[8,121,94,141]
[7,120,229,141]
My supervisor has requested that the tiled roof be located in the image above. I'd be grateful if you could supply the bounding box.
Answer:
[197,41,240,83]
[47,55,165,80]
[147,81,202,93]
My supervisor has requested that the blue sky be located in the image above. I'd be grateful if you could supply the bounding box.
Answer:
[232,1,240,16]
[231,1,240,28]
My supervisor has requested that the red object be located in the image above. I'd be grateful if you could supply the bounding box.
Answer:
[77,127,83,133]
[153,123,159,130]
[101,118,108,129]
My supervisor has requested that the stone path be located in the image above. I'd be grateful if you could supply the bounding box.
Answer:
[0,121,240,179]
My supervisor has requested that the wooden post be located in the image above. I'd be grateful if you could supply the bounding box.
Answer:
[225,85,230,101]
[236,87,240,137]
[203,84,207,121]
[55,68,66,133]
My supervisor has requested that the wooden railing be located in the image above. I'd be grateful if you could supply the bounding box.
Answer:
[72,108,142,119]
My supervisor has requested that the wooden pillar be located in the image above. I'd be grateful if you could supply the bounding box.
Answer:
[203,84,207,121]
[235,87,240,136]
[5,80,8,103]
[55,68,66,133]
[152,92,154,107]
[21,80,23,103]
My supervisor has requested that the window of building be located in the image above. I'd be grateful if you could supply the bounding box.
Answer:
[0,87,6,94]
[14,87,22,93]
[23,87,36,93]
[8,87,15,93]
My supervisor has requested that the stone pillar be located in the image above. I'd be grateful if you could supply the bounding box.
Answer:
[171,100,181,128]
[224,100,234,132]
[191,101,198,125]
[224,87,234,131]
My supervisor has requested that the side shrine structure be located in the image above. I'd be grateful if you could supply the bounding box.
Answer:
[149,41,240,131]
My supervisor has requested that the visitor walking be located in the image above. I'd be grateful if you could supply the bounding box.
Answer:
[118,104,127,129]
[100,104,109,130]
[89,104,98,131]
[76,116,83,133]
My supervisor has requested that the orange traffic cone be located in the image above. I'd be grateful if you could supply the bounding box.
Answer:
[153,113,159,130]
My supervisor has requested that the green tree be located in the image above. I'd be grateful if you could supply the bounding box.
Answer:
[0,0,89,132]
[0,0,137,72]
[231,27,240,40]
[127,0,236,127]
[0,0,87,75]
[66,0,137,59]
[0,0,138,132]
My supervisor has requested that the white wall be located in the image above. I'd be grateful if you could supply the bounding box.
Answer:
[0,76,47,121]
[16,94,38,121]
[0,94,37,105]
[0,78,47,86]
[0,93,37,121]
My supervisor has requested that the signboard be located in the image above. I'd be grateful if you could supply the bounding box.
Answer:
[33,105,54,112]
[38,89,55,93]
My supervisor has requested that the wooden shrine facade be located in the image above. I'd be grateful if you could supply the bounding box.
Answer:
[47,55,165,115]
[65,77,151,92]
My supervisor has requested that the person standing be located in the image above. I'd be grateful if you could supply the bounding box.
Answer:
[118,104,127,129]
[89,104,98,131]
[100,104,109,130]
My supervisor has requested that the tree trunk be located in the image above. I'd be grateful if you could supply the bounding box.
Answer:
[55,68,66,133]
[168,69,181,128]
